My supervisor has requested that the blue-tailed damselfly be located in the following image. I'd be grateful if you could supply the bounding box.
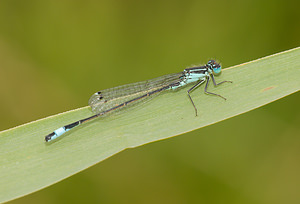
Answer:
[45,60,232,142]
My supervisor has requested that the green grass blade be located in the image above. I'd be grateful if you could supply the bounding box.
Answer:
[0,47,299,203]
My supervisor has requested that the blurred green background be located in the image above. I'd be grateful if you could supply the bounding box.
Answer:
[0,0,299,203]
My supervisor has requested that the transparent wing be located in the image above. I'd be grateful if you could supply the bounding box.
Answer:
[88,72,183,114]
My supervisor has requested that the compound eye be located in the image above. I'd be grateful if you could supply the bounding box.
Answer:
[212,65,222,75]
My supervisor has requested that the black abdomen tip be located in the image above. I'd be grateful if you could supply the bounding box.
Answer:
[45,132,55,142]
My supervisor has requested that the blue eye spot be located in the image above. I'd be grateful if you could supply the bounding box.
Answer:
[213,67,221,75]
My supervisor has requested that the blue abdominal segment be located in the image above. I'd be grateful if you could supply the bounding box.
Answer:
[45,121,80,142]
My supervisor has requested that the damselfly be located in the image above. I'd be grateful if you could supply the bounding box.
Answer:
[45,60,232,142]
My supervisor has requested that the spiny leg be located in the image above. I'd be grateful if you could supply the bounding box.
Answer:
[204,76,227,100]
[211,74,233,86]
[187,80,205,116]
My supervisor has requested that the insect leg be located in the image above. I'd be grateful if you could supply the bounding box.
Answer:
[187,80,205,116]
